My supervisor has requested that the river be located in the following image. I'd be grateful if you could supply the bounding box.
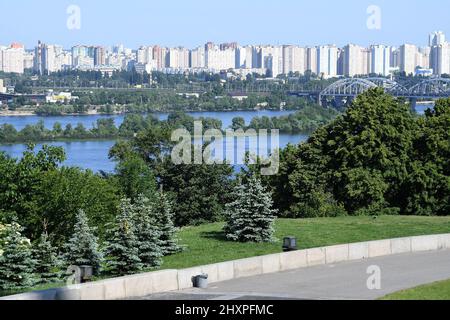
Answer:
[0,105,433,173]
[0,110,306,173]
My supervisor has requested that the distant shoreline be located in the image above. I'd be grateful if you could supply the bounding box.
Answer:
[0,108,291,118]
[0,111,36,117]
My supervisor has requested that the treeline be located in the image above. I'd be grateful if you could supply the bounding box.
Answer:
[11,68,335,92]
[232,105,341,133]
[0,113,225,143]
[1,105,335,143]
[11,89,315,113]
[71,90,313,113]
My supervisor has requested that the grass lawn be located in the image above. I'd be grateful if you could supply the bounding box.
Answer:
[381,279,450,300]
[162,215,450,269]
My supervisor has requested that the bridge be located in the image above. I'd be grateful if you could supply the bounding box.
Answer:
[289,77,450,109]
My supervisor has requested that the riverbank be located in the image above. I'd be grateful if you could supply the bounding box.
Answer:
[0,110,36,117]
[0,108,295,117]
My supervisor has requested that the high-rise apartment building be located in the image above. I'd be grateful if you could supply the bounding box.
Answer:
[259,46,283,77]
[205,45,236,71]
[94,46,106,66]
[235,46,253,69]
[0,43,25,74]
[282,45,306,75]
[153,46,168,69]
[168,47,190,69]
[431,43,450,75]
[429,31,446,47]
[429,31,450,75]
[370,45,391,76]
[317,45,338,77]
[190,46,206,69]
[0,44,24,74]
[306,47,317,74]
[400,44,419,75]
[343,44,366,77]
[137,46,154,64]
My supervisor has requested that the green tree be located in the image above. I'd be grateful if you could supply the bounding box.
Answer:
[278,89,418,216]
[114,153,158,201]
[32,232,61,284]
[224,176,277,243]
[132,196,163,268]
[0,223,36,291]
[231,117,246,130]
[153,191,182,255]
[159,158,234,226]
[63,210,102,273]
[103,199,142,276]
[402,98,450,215]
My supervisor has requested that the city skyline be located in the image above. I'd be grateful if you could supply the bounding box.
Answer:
[1,0,450,48]
[2,30,450,78]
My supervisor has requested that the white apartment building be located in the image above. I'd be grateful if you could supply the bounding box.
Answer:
[400,44,419,75]
[260,46,283,77]
[23,51,34,70]
[417,47,431,69]
[42,45,65,73]
[152,46,168,70]
[190,46,206,69]
[431,43,450,75]
[317,45,338,77]
[430,32,450,75]
[343,44,367,77]
[168,47,190,69]
[137,46,154,64]
[429,31,446,47]
[282,45,306,75]
[371,45,391,76]
[0,46,25,74]
[306,47,317,74]
[205,46,235,71]
[236,46,253,69]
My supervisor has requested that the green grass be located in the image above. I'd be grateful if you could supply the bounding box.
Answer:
[162,216,450,269]
[381,279,450,300]
[2,215,450,297]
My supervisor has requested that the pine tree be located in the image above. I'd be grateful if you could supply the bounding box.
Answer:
[0,223,36,291]
[33,233,61,284]
[63,210,102,274]
[224,176,277,243]
[103,199,142,276]
[154,191,182,255]
[133,196,163,269]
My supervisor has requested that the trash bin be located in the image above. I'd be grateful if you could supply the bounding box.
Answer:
[192,274,209,289]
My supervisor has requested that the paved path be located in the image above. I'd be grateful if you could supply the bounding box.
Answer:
[140,250,450,300]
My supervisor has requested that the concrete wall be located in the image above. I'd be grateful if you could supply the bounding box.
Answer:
[2,233,449,301]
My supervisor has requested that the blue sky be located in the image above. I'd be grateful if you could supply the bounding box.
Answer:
[1,0,449,49]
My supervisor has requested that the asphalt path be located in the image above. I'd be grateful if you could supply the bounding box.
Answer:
[139,249,450,300]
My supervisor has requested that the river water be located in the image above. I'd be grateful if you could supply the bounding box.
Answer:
[0,105,432,173]
[0,110,306,172]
